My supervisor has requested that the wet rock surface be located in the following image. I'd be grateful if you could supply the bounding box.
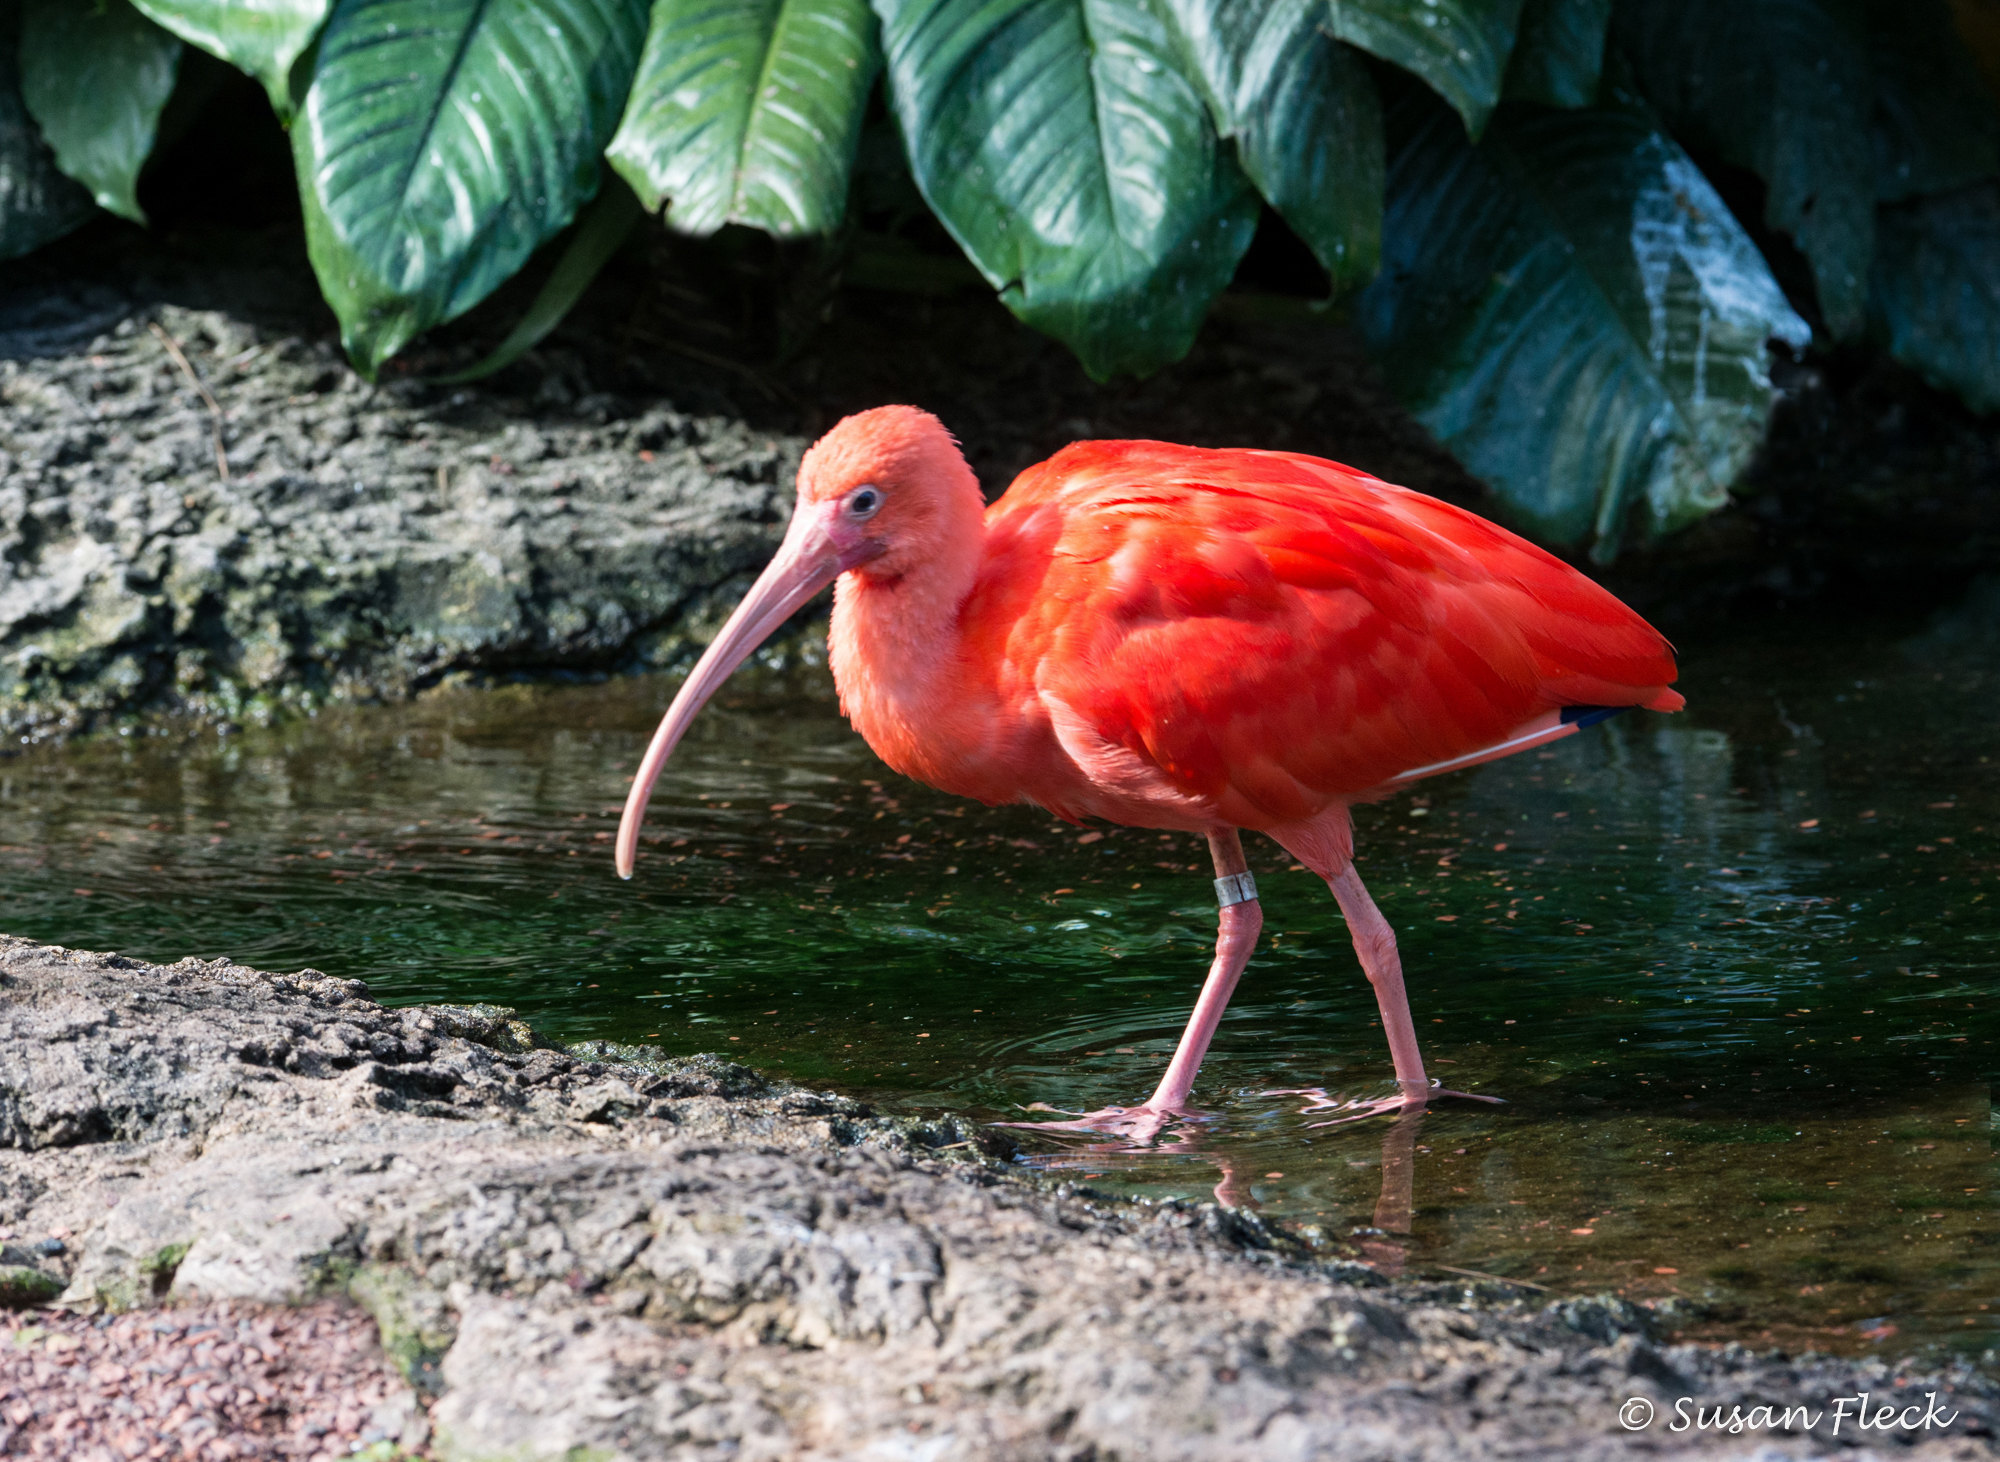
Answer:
[0,279,797,740]
[2,934,1994,1460]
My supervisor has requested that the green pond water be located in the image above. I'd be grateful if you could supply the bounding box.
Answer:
[3,588,1995,1358]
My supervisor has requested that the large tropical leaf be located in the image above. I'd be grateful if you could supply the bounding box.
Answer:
[1358,90,1811,558]
[435,177,644,381]
[18,0,182,224]
[608,0,879,238]
[125,0,332,115]
[1502,0,1609,109]
[874,0,1259,380]
[294,0,649,376]
[1156,0,1382,286]
[1867,0,2000,201]
[1613,0,1874,339]
[1872,180,2000,412]
[1325,0,1525,138]
[0,19,95,260]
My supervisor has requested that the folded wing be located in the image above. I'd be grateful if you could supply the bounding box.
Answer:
[974,441,1681,826]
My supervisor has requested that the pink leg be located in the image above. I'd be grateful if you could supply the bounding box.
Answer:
[1000,828,1259,1139]
[1270,809,1502,1123]
[1142,828,1260,1110]
[1328,865,1429,1105]
[1144,898,1261,1110]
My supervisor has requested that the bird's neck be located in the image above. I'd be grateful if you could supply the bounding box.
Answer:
[827,473,986,785]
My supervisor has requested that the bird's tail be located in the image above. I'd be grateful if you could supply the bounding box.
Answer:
[1385,697,1674,785]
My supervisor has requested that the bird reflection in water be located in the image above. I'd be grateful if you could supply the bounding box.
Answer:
[1016,1092,1431,1277]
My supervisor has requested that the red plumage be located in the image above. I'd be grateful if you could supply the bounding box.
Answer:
[882,439,1679,829]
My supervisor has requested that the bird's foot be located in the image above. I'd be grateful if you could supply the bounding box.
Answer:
[994,1101,1198,1146]
[1356,1233,1412,1276]
[1264,1080,1504,1128]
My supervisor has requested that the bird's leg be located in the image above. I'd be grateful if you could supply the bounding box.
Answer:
[1142,828,1261,1112]
[1303,863,1502,1121]
[992,830,1258,1141]
[1327,865,1429,1108]
[1267,812,1504,1124]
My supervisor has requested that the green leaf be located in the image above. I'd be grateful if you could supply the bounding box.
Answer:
[1325,0,1526,138]
[19,0,182,225]
[0,17,95,260]
[608,0,880,237]
[433,176,644,382]
[1358,89,1811,558]
[1867,0,2000,201]
[294,0,650,376]
[1613,0,1874,339]
[874,0,1259,380]
[1872,180,2000,412]
[1502,0,1609,109]
[1156,0,1382,286]
[125,0,332,115]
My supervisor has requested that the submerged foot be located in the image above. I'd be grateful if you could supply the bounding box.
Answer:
[1264,1080,1505,1128]
[994,1101,1203,1146]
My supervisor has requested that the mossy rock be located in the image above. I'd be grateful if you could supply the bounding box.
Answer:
[348,1263,456,1396]
[423,1003,556,1055]
[0,1264,63,1308]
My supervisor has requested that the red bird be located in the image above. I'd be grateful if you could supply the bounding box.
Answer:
[617,407,1682,1125]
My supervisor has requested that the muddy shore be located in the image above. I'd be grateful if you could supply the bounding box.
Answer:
[1,934,1994,1460]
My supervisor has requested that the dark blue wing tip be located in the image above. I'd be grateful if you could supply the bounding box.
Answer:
[1560,705,1628,729]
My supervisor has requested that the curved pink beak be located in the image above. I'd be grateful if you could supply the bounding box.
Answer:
[614,501,849,878]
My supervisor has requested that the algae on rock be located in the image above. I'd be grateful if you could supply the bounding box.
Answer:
[0,302,802,740]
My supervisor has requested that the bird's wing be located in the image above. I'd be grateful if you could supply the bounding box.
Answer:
[967,441,1681,825]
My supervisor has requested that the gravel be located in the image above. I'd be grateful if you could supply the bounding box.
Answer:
[0,1301,425,1460]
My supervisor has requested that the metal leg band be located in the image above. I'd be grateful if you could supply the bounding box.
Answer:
[1214,871,1259,907]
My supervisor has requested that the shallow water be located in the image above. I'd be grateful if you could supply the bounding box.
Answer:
[3,589,1995,1356]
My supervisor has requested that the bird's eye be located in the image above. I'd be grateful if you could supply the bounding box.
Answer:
[848,486,882,518]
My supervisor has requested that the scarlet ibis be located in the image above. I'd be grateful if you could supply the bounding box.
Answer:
[616,406,1681,1125]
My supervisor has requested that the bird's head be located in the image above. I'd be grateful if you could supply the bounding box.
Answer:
[613,406,977,877]
[793,404,978,583]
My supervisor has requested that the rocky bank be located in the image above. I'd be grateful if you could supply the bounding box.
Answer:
[1,934,1995,1460]
[0,284,800,741]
